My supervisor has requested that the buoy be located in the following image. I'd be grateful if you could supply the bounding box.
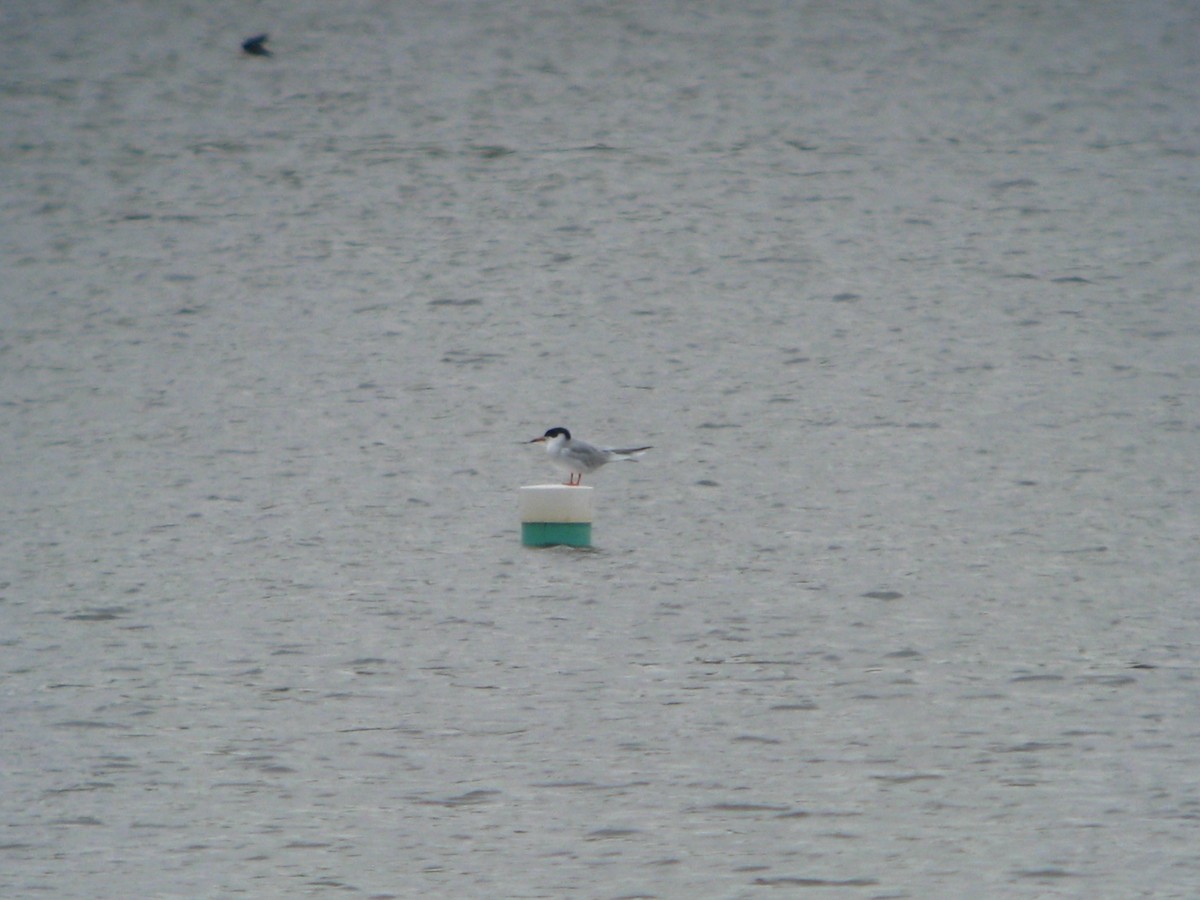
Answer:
[520,484,593,547]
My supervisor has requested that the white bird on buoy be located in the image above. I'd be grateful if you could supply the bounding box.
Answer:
[526,427,651,486]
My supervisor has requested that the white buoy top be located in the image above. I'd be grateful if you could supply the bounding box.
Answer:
[519,484,594,522]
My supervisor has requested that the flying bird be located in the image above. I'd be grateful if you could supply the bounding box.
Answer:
[242,34,271,57]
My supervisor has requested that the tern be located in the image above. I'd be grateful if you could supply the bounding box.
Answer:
[526,427,651,486]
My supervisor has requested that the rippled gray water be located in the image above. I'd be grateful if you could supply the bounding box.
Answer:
[4,1,1200,896]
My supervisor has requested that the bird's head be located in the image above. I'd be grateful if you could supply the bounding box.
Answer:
[527,427,571,444]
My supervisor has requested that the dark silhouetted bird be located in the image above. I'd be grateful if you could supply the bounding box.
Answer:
[242,34,271,57]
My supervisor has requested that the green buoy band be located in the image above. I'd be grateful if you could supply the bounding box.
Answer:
[522,521,592,548]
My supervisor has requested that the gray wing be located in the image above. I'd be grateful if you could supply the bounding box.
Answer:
[606,445,652,456]
[565,440,610,468]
